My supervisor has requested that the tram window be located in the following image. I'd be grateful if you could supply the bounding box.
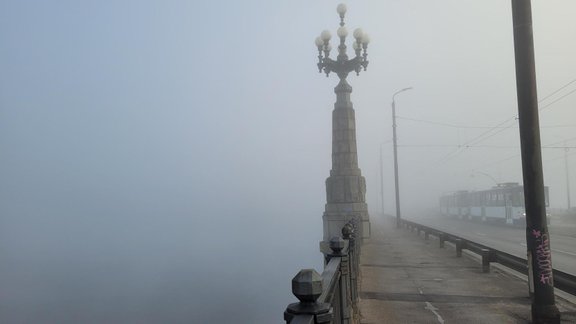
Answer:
[512,192,519,205]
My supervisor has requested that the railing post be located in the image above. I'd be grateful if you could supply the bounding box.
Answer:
[343,223,358,306]
[284,269,333,324]
[329,237,351,324]
[481,249,492,273]
[455,239,464,258]
[424,231,429,241]
[439,233,446,248]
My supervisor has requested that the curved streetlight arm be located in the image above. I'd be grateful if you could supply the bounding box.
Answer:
[392,87,413,102]
[471,171,499,186]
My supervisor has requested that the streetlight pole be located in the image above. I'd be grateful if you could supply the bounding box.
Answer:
[380,143,385,217]
[565,146,571,210]
[391,87,412,228]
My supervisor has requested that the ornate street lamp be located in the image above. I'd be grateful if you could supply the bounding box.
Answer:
[315,4,370,80]
[316,4,371,241]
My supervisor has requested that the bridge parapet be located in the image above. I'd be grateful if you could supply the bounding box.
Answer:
[284,219,360,324]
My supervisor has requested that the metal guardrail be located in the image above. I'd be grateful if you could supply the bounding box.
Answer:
[398,218,576,296]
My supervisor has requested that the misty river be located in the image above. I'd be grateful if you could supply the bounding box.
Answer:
[1,203,323,323]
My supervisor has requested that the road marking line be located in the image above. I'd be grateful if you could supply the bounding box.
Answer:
[425,302,445,324]
[520,242,576,257]
[418,286,444,324]
[552,248,576,257]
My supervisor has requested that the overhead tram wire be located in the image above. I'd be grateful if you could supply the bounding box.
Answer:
[542,146,576,149]
[541,124,576,128]
[467,140,576,174]
[464,118,518,147]
[441,86,576,163]
[462,77,576,147]
[538,77,576,103]
[391,78,576,175]
[466,140,576,175]
[546,150,576,163]
[397,116,576,129]
[539,88,576,111]
[433,117,518,166]
[396,139,576,183]
[397,116,511,129]
[544,136,576,148]
[430,78,576,166]
[398,144,519,149]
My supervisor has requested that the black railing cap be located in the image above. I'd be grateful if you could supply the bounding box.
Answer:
[292,269,323,303]
[329,236,345,253]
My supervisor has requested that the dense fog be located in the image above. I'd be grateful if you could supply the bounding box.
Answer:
[1,1,575,323]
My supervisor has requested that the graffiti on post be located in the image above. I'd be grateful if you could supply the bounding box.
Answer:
[532,229,553,285]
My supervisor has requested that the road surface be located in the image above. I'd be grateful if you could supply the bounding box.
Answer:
[405,215,576,275]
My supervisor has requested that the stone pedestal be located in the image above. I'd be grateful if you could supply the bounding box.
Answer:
[323,79,370,241]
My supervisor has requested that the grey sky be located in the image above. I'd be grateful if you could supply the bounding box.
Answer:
[1,1,575,323]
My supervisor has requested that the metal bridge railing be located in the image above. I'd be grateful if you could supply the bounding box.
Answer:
[398,218,576,296]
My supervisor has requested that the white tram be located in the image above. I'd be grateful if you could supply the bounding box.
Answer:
[439,183,549,225]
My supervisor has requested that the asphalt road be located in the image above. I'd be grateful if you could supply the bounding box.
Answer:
[404,215,576,275]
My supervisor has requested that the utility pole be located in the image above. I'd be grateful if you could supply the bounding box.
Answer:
[391,87,412,228]
[510,1,560,322]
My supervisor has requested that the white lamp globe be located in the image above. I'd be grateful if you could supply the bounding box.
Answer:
[361,33,370,45]
[337,26,348,38]
[336,4,347,16]
[320,30,332,42]
[353,28,364,41]
[315,37,323,48]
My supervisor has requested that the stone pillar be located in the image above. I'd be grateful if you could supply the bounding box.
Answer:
[323,79,371,241]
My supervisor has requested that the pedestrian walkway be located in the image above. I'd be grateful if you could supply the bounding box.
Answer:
[358,217,576,323]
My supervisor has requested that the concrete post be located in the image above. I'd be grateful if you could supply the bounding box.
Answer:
[510,1,560,322]
[439,233,446,248]
[284,269,333,324]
